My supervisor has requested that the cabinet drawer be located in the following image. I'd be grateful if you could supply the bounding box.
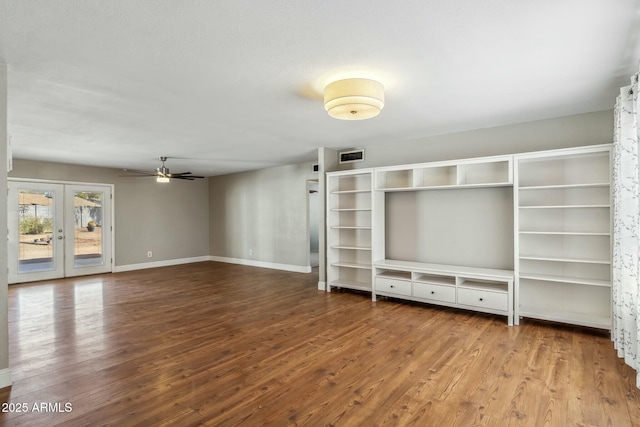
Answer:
[457,288,508,312]
[413,282,456,303]
[375,277,412,296]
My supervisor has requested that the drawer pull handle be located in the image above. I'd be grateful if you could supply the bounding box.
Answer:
[431,291,435,294]
[479,298,484,302]
[390,285,394,288]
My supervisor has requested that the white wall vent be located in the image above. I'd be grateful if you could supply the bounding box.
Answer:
[339,149,365,164]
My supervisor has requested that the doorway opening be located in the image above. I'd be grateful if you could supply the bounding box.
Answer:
[307,180,319,269]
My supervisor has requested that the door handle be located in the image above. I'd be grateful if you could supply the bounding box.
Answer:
[58,236,63,240]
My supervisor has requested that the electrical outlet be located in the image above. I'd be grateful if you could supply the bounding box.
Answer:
[147,251,152,258]
[249,249,253,256]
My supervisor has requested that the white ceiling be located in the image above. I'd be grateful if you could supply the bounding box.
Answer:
[1,1,639,176]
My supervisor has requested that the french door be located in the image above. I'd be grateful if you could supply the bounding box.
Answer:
[8,181,113,284]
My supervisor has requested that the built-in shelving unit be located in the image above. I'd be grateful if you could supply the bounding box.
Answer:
[326,170,373,293]
[515,146,612,329]
[324,145,613,330]
[373,260,514,325]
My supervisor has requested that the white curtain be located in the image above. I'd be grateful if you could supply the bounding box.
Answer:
[612,65,640,387]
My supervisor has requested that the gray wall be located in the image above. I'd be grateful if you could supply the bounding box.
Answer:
[1,64,8,377]
[9,160,210,267]
[385,188,514,270]
[209,162,317,267]
[336,110,613,170]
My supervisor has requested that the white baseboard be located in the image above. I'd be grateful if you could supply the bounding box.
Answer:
[0,368,12,389]
[113,256,210,273]
[113,255,312,274]
[209,256,311,273]
[318,281,326,291]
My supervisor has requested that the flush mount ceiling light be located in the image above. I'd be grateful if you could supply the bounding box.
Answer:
[324,78,384,120]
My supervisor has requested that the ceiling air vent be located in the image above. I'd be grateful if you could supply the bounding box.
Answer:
[339,149,365,164]
[312,163,319,173]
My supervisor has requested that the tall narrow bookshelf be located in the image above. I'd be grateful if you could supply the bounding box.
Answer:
[326,170,373,293]
[515,146,612,329]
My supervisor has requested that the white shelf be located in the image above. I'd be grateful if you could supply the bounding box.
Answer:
[380,182,513,192]
[331,262,372,270]
[519,183,609,190]
[331,208,372,212]
[519,306,611,330]
[376,271,411,281]
[519,204,609,209]
[519,254,610,264]
[458,280,508,293]
[520,273,610,287]
[328,280,372,292]
[331,245,372,251]
[331,226,372,230]
[379,186,436,192]
[455,182,512,189]
[331,189,371,194]
[413,274,456,287]
[519,231,610,236]
[374,259,514,280]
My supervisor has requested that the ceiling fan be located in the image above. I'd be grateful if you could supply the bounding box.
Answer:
[121,157,205,181]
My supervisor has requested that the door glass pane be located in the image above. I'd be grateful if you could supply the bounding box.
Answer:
[18,190,55,273]
[73,191,104,268]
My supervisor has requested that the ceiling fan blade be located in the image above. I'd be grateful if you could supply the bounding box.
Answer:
[122,168,157,176]
[168,173,205,179]
[119,173,156,178]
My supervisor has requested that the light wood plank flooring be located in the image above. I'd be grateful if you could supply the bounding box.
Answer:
[1,261,639,426]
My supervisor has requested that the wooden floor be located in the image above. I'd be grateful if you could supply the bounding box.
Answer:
[1,262,639,426]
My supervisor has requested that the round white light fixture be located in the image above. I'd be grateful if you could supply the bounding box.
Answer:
[324,78,384,120]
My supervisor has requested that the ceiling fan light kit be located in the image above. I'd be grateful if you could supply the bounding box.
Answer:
[324,78,385,120]
[156,157,171,182]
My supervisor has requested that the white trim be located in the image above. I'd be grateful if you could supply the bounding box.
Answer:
[113,256,210,273]
[318,280,326,290]
[513,143,612,161]
[209,256,311,273]
[0,368,12,389]
[8,177,113,187]
[326,168,374,178]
